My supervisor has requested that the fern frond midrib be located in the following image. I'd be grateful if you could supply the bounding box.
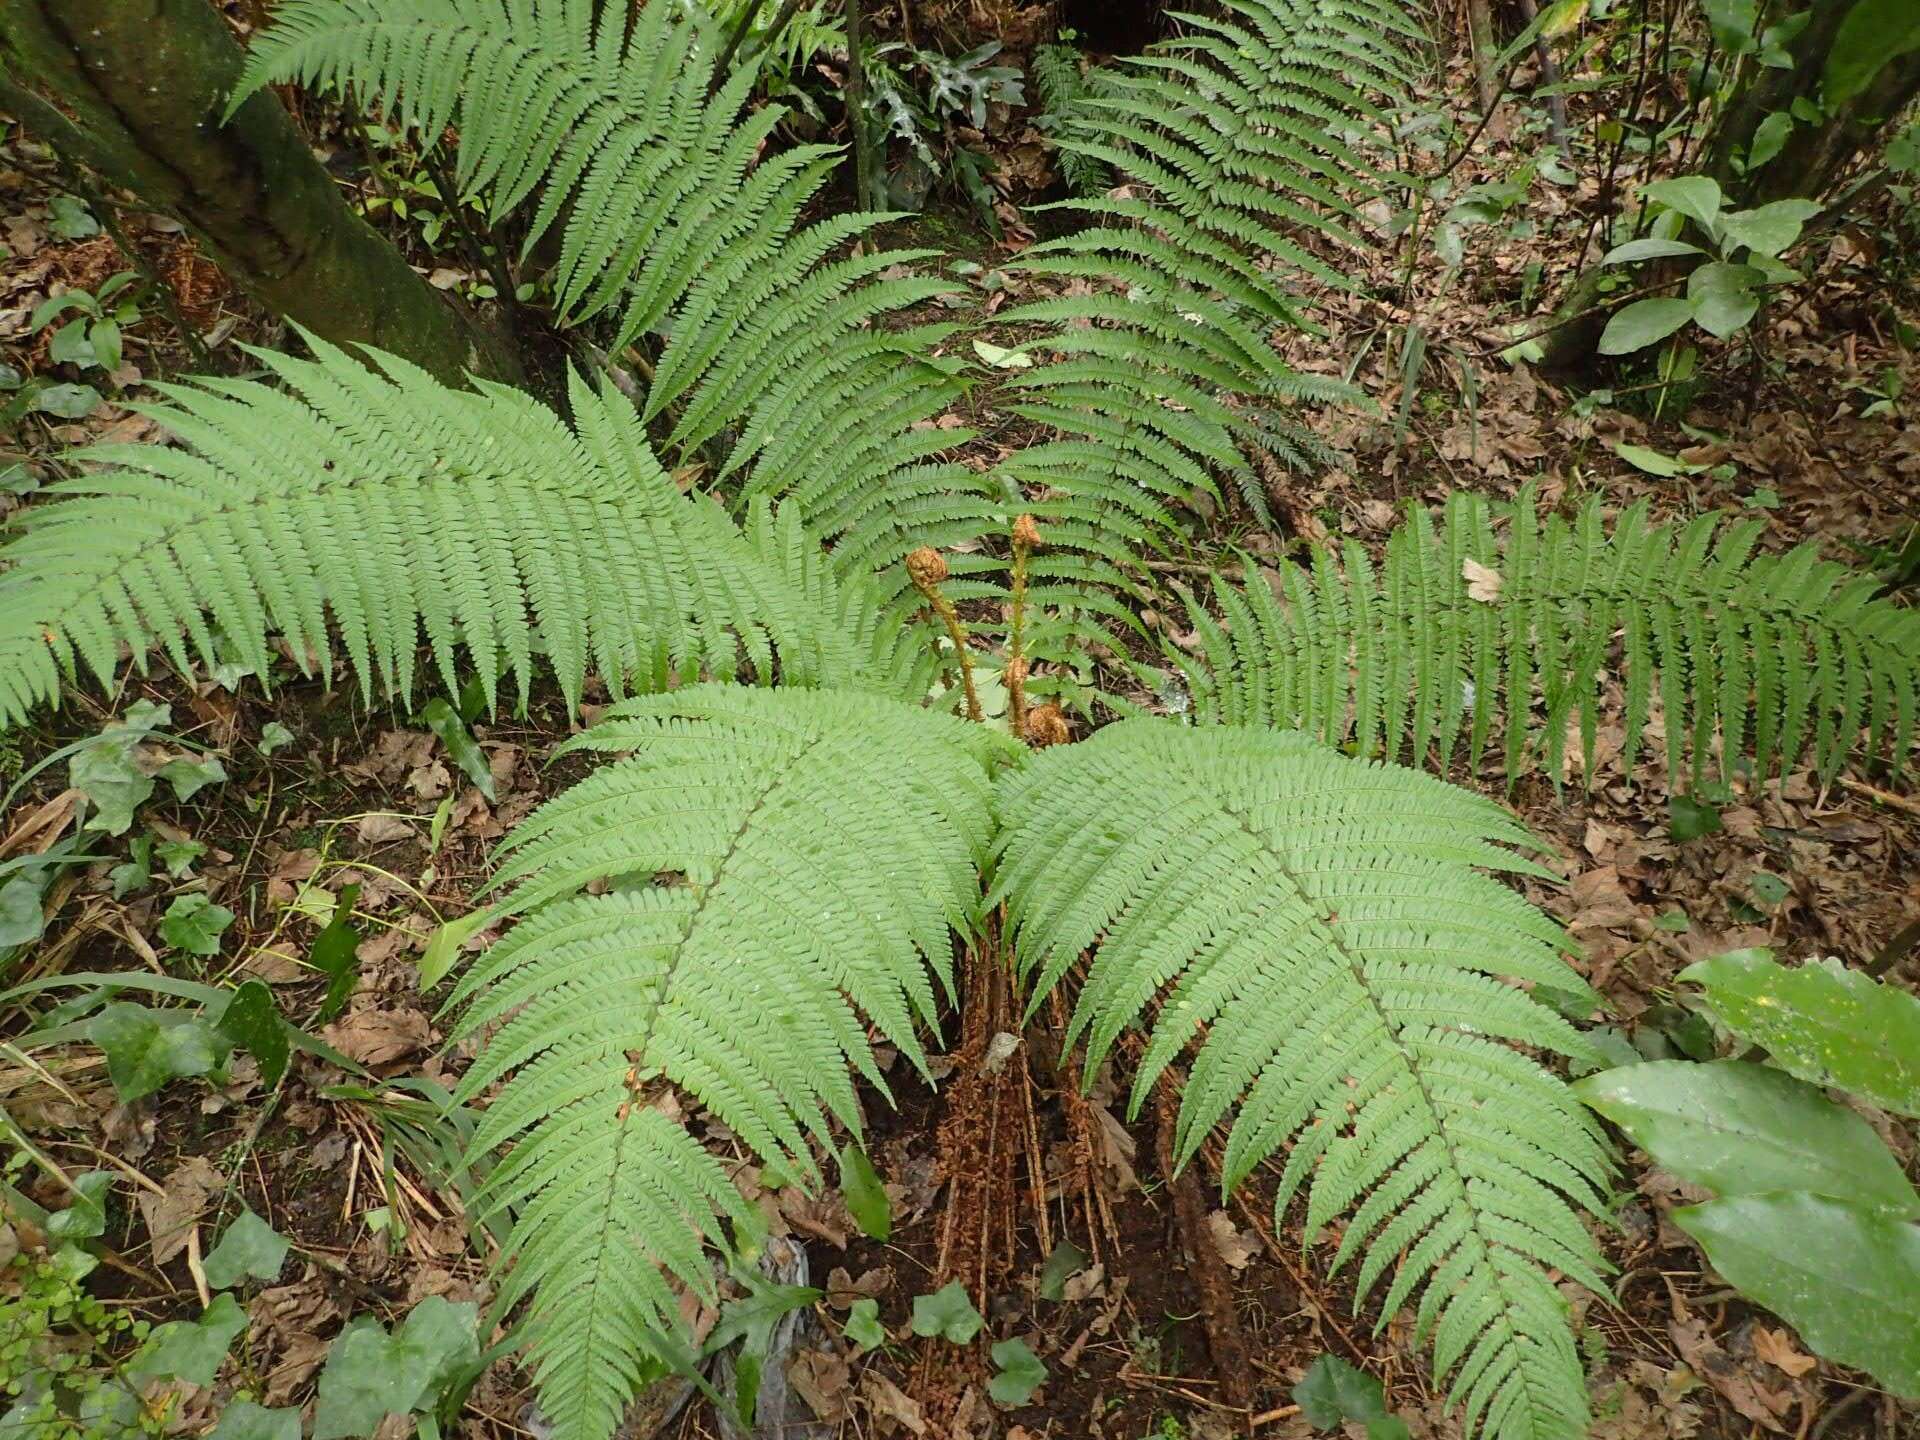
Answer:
[557,725,833,1413]
[1203,787,1576,1435]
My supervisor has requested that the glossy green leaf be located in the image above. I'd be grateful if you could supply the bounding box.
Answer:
[159,753,227,802]
[161,893,235,956]
[1599,298,1695,355]
[1687,262,1763,338]
[988,1337,1047,1405]
[131,1293,248,1387]
[1675,1192,1920,1396]
[1642,176,1723,233]
[1601,237,1706,266]
[417,906,484,991]
[1748,111,1793,170]
[838,1145,892,1242]
[910,1281,984,1344]
[312,1298,479,1440]
[1680,950,1920,1116]
[70,702,169,836]
[1572,1060,1919,1215]
[202,1208,291,1288]
[1720,199,1821,258]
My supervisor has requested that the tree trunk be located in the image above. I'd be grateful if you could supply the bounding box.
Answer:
[0,0,523,387]
[1706,0,1920,204]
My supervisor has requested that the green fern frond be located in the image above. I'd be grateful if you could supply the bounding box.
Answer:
[450,685,1011,1440]
[0,340,917,727]
[994,720,1610,1440]
[1179,487,1920,786]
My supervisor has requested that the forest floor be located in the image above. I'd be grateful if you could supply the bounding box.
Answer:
[3,29,1920,1440]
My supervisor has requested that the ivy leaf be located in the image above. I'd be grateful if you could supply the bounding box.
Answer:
[843,1297,885,1352]
[987,1338,1047,1405]
[258,722,296,755]
[1038,1241,1088,1301]
[159,753,227,802]
[419,698,495,801]
[1598,297,1694,355]
[312,1298,479,1440]
[109,832,156,899]
[209,1403,304,1440]
[70,703,169,836]
[1573,1060,1920,1216]
[1680,950,1920,1116]
[155,836,206,878]
[89,1002,225,1103]
[160,893,235,956]
[1292,1355,1410,1440]
[32,381,101,418]
[1669,793,1723,841]
[202,1208,291,1288]
[910,1281,984,1344]
[45,1170,114,1242]
[130,1292,248,1387]
[215,980,291,1088]
[839,1144,892,1241]
[0,871,49,945]
[1675,1193,1920,1394]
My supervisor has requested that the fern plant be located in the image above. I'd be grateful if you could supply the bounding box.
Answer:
[3,345,1915,1440]
[1177,486,1920,787]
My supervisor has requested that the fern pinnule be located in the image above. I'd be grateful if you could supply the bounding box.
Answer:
[448,686,1009,1440]
[994,721,1610,1440]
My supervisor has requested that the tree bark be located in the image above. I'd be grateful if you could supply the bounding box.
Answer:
[0,0,523,387]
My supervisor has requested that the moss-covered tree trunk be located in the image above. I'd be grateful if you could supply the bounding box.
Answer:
[0,0,523,387]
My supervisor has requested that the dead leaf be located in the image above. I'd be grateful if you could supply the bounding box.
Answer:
[321,1007,432,1068]
[862,1372,927,1437]
[1751,1326,1817,1378]
[1462,556,1504,603]
[777,1187,851,1248]
[1205,1210,1259,1270]
[789,1348,851,1423]
[138,1156,224,1267]
[825,1264,893,1310]
[355,813,416,844]
[1093,1106,1140,1193]
[1668,1315,1792,1431]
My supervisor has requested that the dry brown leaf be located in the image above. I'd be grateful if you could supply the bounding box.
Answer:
[788,1348,851,1423]
[1751,1326,1817,1378]
[1205,1210,1259,1271]
[138,1156,223,1266]
[862,1372,927,1437]
[355,813,416,844]
[1668,1315,1792,1431]
[824,1264,893,1310]
[321,1007,432,1068]
[1462,556,1504,603]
